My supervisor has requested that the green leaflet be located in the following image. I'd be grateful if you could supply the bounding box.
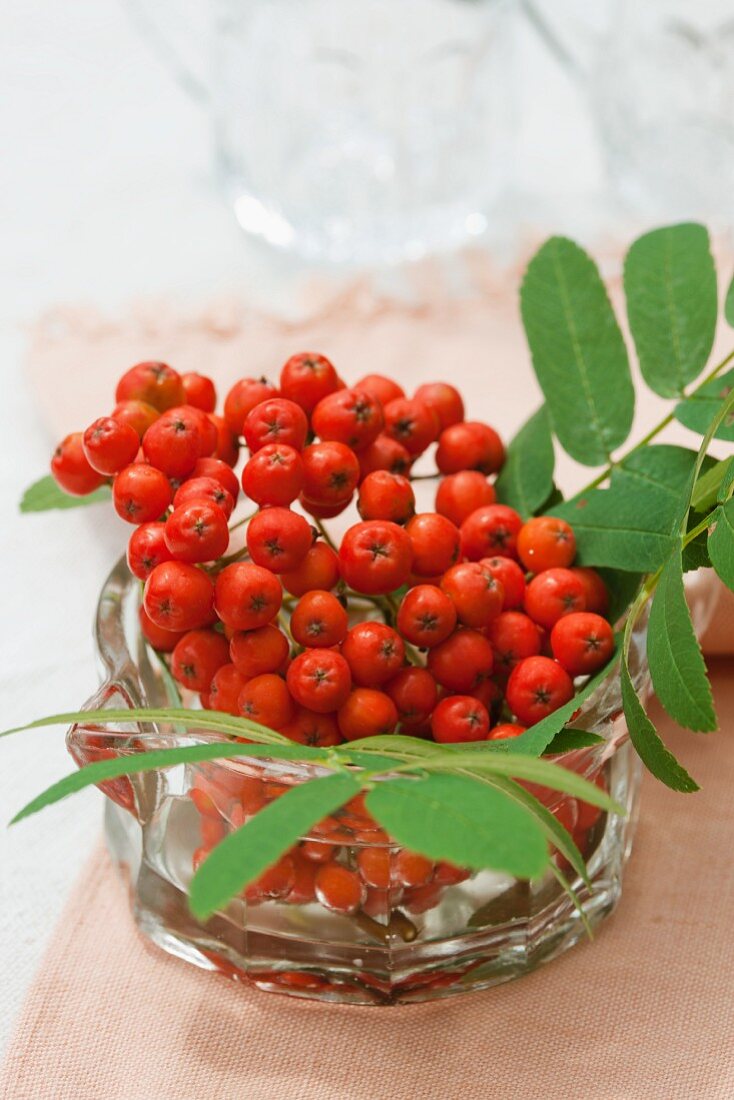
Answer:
[20,475,111,513]
[681,528,711,573]
[596,568,643,624]
[717,459,734,504]
[647,550,716,732]
[495,405,555,516]
[620,657,698,792]
[520,236,634,466]
[189,773,362,919]
[365,773,548,880]
[691,457,734,512]
[624,224,717,398]
[725,268,734,327]
[709,499,734,590]
[674,367,734,442]
[542,729,604,755]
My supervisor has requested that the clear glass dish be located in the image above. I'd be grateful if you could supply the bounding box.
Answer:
[68,558,648,1005]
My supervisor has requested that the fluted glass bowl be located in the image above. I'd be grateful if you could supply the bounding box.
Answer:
[67,558,649,1005]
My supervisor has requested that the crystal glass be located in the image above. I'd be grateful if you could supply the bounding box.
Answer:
[66,557,650,1004]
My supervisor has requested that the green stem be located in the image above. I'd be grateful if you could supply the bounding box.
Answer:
[409,472,441,482]
[313,517,339,554]
[228,511,257,534]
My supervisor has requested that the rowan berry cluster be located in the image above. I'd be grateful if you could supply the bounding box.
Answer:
[51,355,616,749]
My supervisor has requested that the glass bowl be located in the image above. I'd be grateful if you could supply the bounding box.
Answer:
[67,558,647,1005]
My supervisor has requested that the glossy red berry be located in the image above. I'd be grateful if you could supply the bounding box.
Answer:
[301,441,360,506]
[427,629,494,693]
[436,421,504,475]
[281,541,340,597]
[286,649,352,713]
[440,562,504,628]
[173,476,234,519]
[113,464,172,524]
[181,372,216,413]
[572,567,609,616]
[479,556,527,610]
[290,590,349,648]
[223,376,278,435]
[190,456,240,503]
[138,605,184,652]
[51,432,107,496]
[209,414,240,467]
[413,382,464,429]
[214,562,282,631]
[460,504,523,561]
[243,398,308,454]
[486,723,527,741]
[431,696,489,743]
[115,361,185,412]
[238,674,295,731]
[385,667,437,728]
[406,513,460,577]
[312,388,384,451]
[354,373,405,407]
[341,621,405,686]
[282,707,342,748]
[550,612,615,676]
[82,417,140,476]
[315,862,365,915]
[524,568,587,630]
[241,443,304,506]
[383,397,440,456]
[435,470,496,527]
[143,561,215,631]
[246,507,313,573]
[337,688,399,741]
[358,471,415,524]
[126,521,172,580]
[339,520,413,595]
[110,399,159,440]
[358,434,412,479]
[396,584,457,648]
[164,500,229,563]
[279,352,339,413]
[142,407,203,478]
[207,663,247,715]
[230,623,290,678]
[517,516,576,573]
[506,655,574,725]
[171,629,230,692]
[488,611,542,676]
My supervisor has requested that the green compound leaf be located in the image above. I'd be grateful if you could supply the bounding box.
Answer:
[495,405,555,517]
[647,550,716,732]
[520,236,635,466]
[674,367,734,442]
[620,657,699,792]
[20,474,111,513]
[366,773,548,880]
[624,224,717,398]
[709,499,734,591]
[189,773,362,920]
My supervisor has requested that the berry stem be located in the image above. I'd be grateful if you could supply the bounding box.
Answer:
[409,472,441,482]
[228,512,257,534]
[312,516,339,554]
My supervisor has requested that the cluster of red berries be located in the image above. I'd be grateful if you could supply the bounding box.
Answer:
[51,355,616,748]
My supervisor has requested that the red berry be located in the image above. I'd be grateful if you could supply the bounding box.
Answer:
[517,516,576,573]
[173,476,234,519]
[214,562,282,631]
[358,434,413,480]
[279,352,339,413]
[290,590,349,648]
[110,399,159,440]
[394,849,435,887]
[171,629,230,692]
[413,382,464,429]
[427,629,494,693]
[341,621,405,686]
[181,372,216,413]
[337,688,399,741]
[440,562,504,628]
[285,851,319,903]
[356,846,391,889]
[524,567,587,630]
[354,373,405,407]
[282,707,342,748]
[479,556,527,610]
[301,441,360,506]
[572,567,609,616]
[486,723,526,741]
[396,584,457,648]
[142,407,203,478]
[243,398,308,454]
[138,605,184,652]
[431,696,489,743]
[281,541,340,597]
[208,663,247,715]
[115,361,185,412]
[238,674,295,731]
[230,623,290,678]
[164,500,229,563]
[82,416,140,476]
[315,862,365,915]
[435,470,496,527]
[460,504,523,560]
[286,649,352,713]
[383,397,439,456]
[506,655,574,725]
[298,494,352,520]
[358,471,415,524]
[436,421,504,475]
[385,667,437,728]
[127,521,172,579]
[246,855,296,902]
[49,430,106,498]
[550,612,615,676]
[241,443,304,506]
[143,561,215,631]
[209,413,240,466]
[339,520,413,595]
[312,388,384,451]
[488,611,542,675]
[406,513,460,577]
[246,507,313,573]
[190,456,240,503]
[113,464,172,524]
[223,377,278,435]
